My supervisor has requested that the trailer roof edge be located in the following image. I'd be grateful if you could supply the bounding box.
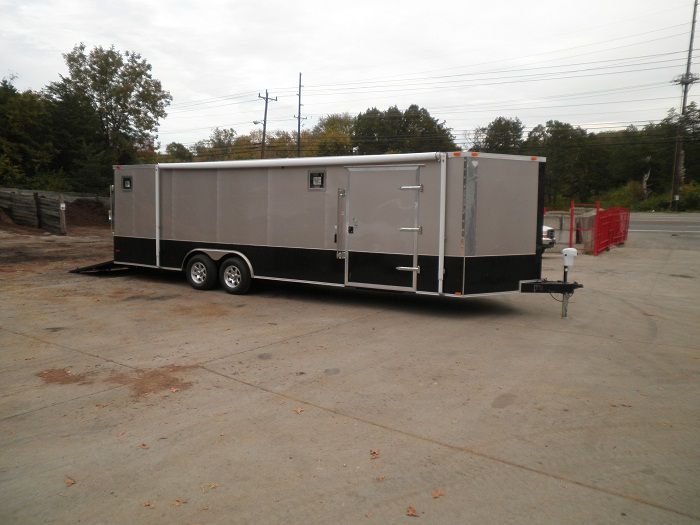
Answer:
[157,152,441,170]
[448,152,547,162]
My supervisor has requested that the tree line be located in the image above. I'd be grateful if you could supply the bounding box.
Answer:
[1,44,698,209]
[1,44,170,194]
[470,113,700,208]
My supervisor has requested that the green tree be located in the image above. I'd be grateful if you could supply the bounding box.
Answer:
[54,43,172,163]
[265,130,296,158]
[311,113,354,156]
[0,78,55,187]
[352,105,456,154]
[523,120,590,203]
[44,79,111,192]
[401,104,458,153]
[165,142,193,162]
[471,117,524,153]
[194,127,237,160]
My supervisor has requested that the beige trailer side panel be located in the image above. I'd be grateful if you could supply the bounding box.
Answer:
[471,157,539,256]
[113,165,156,239]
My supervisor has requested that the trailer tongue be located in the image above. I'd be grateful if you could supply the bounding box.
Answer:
[69,260,129,275]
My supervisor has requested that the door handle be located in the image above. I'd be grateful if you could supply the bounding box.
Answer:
[396,266,420,273]
[399,226,422,233]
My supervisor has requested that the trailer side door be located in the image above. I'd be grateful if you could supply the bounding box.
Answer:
[345,165,421,291]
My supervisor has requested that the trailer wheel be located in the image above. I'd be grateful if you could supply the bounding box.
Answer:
[219,257,251,295]
[185,254,218,290]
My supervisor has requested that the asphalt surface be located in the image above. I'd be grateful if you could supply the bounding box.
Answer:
[1,216,699,524]
[629,212,700,234]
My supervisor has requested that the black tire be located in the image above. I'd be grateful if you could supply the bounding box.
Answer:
[185,254,218,290]
[219,257,252,295]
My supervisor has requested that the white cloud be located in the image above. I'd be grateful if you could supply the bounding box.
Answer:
[0,0,693,149]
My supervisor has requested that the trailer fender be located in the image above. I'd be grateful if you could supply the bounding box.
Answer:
[181,249,255,278]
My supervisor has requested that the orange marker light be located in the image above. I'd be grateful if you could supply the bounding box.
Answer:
[453,151,462,157]
[530,156,538,161]
[470,152,479,157]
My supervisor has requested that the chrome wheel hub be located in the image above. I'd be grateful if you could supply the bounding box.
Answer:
[224,265,242,288]
[191,261,207,284]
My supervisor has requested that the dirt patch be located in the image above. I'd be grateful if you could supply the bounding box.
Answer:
[169,303,230,317]
[123,294,179,302]
[0,247,67,265]
[108,365,197,397]
[66,199,109,228]
[37,368,95,385]
[491,393,517,409]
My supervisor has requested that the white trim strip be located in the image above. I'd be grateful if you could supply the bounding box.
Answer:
[438,153,447,294]
[444,290,521,298]
[449,152,547,162]
[114,261,159,269]
[159,152,440,170]
[155,165,160,267]
[416,290,521,298]
[346,165,423,172]
[254,275,344,287]
[347,281,414,292]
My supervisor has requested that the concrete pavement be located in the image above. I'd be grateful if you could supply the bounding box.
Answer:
[0,217,699,524]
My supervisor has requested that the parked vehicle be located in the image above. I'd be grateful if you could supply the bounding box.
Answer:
[106,151,580,300]
[542,225,556,248]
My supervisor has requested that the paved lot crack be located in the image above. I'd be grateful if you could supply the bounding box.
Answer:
[199,364,700,522]
[0,326,140,371]
[0,384,127,422]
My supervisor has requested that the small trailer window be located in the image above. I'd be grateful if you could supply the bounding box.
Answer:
[308,170,326,191]
[121,176,133,191]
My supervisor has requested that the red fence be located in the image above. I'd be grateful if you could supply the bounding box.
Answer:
[567,200,630,255]
[594,206,630,255]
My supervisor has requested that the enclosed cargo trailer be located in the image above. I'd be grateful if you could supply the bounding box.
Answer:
[109,151,578,299]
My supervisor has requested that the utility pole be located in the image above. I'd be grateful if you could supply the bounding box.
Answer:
[294,73,307,157]
[671,0,698,210]
[258,89,277,159]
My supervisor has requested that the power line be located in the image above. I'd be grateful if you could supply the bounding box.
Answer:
[165,42,692,113]
[257,90,277,159]
[671,0,699,209]
[302,50,692,91]
[157,102,679,137]
[281,20,692,88]
[295,73,306,157]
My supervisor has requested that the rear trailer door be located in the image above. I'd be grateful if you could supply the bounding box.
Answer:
[345,165,421,291]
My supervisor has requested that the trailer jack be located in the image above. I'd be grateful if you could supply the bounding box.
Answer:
[521,248,583,318]
[521,280,583,318]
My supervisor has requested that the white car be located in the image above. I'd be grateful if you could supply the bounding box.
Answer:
[542,225,556,248]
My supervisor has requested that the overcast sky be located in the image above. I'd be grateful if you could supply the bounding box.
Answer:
[1,0,697,150]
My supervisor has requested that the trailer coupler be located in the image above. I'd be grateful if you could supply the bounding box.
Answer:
[520,280,583,295]
[69,260,130,275]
